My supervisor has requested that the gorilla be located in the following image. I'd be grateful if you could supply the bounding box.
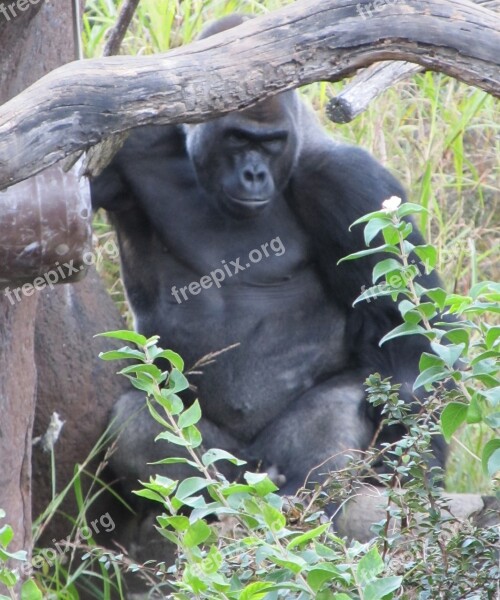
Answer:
[91,15,446,515]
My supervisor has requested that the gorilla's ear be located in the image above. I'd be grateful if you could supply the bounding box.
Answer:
[197,14,254,40]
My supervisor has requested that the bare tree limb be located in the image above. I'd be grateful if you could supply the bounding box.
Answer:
[326,0,499,123]
[0,0,498,191]
[103,0,141,57]
[327,62,422,123]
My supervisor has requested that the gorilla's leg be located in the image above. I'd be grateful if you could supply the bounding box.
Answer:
[250,373,373,495]
[108,390,245,501]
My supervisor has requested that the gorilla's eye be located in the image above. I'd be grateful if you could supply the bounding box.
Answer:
[225,131,249,148]
[262,138,287,155]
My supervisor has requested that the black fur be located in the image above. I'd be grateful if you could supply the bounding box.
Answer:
[91,15,446,506]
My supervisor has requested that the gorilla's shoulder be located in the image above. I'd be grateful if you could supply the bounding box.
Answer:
[293,137,406,208]
[113,124,186,164]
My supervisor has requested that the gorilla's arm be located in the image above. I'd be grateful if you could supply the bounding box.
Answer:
[289,142,442,398]
[90,124,187,213]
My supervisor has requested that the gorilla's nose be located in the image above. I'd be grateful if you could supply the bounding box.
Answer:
[240,164,271,197]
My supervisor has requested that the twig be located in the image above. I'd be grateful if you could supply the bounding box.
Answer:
[103,0,141,57]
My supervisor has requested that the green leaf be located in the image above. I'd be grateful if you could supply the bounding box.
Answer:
[470,280,500,299]
[0,571,17,587]
[440,402,468,443]
[268,554,306,573]
[156,390,184,415]
[184,425,203,448]
[168,369,190,393]
[287,523,329,550]
[154,349,185,371]
[306,563,343,591]
[430,342,465,368]
[120,363,162,379]
[415,302,438,320]
[176,477,210,502]
[419,352,444,371]
[261,504,286,532]
[183,520,211,548]
[356,547,383,586]
[372,259,403,284]
[99,348,145,361]
[443,327,470,346]
[379,323,427,346]
[470,350,500,366]
[133,488,166,503]
[466,394,483,424]
[21,580,43,600]
[482,440,500,477]
[202,448,246,467]
[413,367,449,390]
[398,221,413,241]
[478,387,500,407]
[96,330,148,346]
[339,245,399,264]
[155,430,190,447]
[426,287,447,310]
[332,595,352,600]
[397,202,429,217]
[178,400,202,429]
[414,245,437,272]
[151,456,198,468]
[485,326,500,350]
[160,515,190,531]
[239,582,277,600]
[0,525,13,547]
[350,210,393,228]
[364,218,393,246]
[382,225,400,246]
[128,377,156,395]
[244,472,278,496]
[364,576,403,600]
[353,285,397,305]
[398,299,416,317]
[485,412,500,428]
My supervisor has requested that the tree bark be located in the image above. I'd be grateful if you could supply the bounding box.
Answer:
[0,0,80,584]
[0,0,498,190]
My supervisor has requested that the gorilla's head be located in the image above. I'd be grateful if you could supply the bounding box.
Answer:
[184,15,302,219]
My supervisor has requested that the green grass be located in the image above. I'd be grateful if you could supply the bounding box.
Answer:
[84,0,499,494]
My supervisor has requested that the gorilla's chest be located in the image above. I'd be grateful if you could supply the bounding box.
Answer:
[126,193,349,438]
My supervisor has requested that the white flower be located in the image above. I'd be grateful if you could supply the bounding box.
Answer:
[381,196,402,213]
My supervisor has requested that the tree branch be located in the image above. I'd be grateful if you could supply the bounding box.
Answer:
[103,0,141,57]
[326,0,499,123]
[0,0,498,190]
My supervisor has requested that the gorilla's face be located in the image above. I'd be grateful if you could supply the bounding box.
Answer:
[185,93,301,218]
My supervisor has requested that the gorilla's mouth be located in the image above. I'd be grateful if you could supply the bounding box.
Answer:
[224,191,271,210]
[231,197,270,208]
